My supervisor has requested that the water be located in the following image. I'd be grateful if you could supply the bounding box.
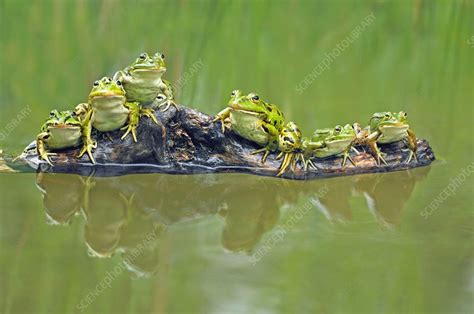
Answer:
[1,1,473,313]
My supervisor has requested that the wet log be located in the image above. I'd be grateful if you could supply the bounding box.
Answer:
[13,105,435,179]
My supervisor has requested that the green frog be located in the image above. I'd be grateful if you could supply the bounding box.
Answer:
[362,111,417,164]
[301,124,357,170]
[75,77,158,163]
[276,121,303,176]
[213,90,285,163]
[113,52,176,111]
[35,110,90,165]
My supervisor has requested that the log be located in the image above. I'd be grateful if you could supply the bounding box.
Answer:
[12,105,435,179]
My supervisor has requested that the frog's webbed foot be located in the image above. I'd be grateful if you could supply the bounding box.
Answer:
[212,107,232,133]
[140,107,159,125]
[78,139,97,164]
[121,102,141,142]
[405,149,418,164]
[121,123,138,142]
[276,152,295,177]
[158,99,178,112]
[342,149,356,167]
[39,151,57,166]
[251,148,271,164]
[212,116,231,133]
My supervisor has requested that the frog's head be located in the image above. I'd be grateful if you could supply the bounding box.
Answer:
[228,91,270,115]
[369,111,409,132]
[278,122,302,153]
[41,110,81,131]
[88,77,126,101]
[127,52,166,75]
[312,128,332,142]
[326,124,356,143]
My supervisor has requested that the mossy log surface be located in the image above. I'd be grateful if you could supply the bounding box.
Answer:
[15,105,435,179]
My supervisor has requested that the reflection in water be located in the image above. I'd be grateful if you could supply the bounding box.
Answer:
[35,168,430,276]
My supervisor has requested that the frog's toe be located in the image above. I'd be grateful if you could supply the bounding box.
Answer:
[405,150,417,164]
[159,100,177,112]
[120,124,138,142]
[40,153,56,166]
[140,108,159,125]
[78,143,95,164]
[342,151,355,167]
[277,153,294,176]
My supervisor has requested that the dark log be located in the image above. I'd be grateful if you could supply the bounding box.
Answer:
[11,105,435,179]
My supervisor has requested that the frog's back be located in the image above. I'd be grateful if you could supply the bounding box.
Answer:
[265,103,285,130]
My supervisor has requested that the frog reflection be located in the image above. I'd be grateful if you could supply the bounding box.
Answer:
[36,172,84,225]
[35,167,430,276]
[353,167,430,229]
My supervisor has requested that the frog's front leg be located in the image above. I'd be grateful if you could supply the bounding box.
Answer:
[342,146,356,167]
[301,141,324,171]
[121,102,141,142]
[250,121,279,164]
[77,109,97,164]
[36,132,56,166]
[366,131,387,166]
[212,107,232,133]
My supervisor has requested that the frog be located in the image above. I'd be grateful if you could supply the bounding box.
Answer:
[213,90,286,163]
[361,111,417,164]
[74,77,158,163]
[35,110,90,166]
[113,52,176,111]
[275,121,303,176]
[301,124,358,170]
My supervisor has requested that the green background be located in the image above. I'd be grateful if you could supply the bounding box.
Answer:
[0,0,473,313]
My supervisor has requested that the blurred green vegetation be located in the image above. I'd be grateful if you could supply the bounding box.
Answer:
[0,0,473,313]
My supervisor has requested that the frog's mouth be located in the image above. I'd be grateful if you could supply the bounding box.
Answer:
[379,123,409,132]
[47,124,81,130]
[327,137,354,145]
[131,65,166,73]
[89,91,126,100]
[230,103,263,115]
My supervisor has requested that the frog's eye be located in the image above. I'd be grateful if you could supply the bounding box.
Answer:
[161,53,165,59]
[400,111,407,118]
[384,113,391,118]
[156,95,166,101]
[139,53,147,59]
[251,95,260,101]
[49,111,55,116]
[334,125,342,133]
[116,80,122,86]
[93,81,99,86]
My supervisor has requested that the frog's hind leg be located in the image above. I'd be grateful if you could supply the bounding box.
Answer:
[405,128,418,163]
[77,109,97,164]
[276,152,294,176]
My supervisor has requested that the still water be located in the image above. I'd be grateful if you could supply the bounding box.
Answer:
[1,1,473,313]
